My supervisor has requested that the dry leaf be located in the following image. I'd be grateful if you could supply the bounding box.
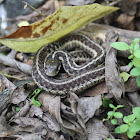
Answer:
[78,95,102,123]
[86,118,109,139]
[0,4,118,52]
[11,117,48,135]
[105,31,125,99]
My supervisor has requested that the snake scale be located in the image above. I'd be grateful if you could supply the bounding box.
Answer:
[32,34,105,95]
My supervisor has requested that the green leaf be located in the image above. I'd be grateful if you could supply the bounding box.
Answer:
[136,76,140,87]
[111,119,117,125]
[34,88,42,96]
[133,38,139,50]
[127,129,136,139]
[132,57,140,68]
[116,105,124,109]
[110,42,130,51]
[130,44,134,52]
[102,97,113,108]
[128,62,133,68]
[134,50,140,58]
[130,68,140,76]
[128,54,133,59]
[133,107,140,119]
[102,118,107,122]
[123,114,135,124]
[120,72,131,82]
[134,43,139,50]
[115,124,129,133]
[113,112,123,118]
[109,104,115,109]
[129,119,140,132]
[107,111,113,118]
[131,38,139,49]
[0,4,119,53]
[29,88,42,99]
[32,97,41,107]
[133,38,140,43]
[15,107,20,112]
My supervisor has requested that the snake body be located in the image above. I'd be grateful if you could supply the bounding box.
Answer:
[32,34,105,95]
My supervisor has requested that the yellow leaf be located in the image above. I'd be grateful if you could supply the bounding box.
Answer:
[18,21,29,27]
[0,4,119,53]
[120,72,131,82]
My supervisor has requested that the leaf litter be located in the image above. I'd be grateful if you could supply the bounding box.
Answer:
[0,1,140,140]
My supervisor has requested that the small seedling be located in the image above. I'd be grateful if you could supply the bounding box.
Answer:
[102,97,113,108]
[103,104,123,125]
[111,38,140,87]
[104,104,140,139]
[115,107,140,139]
[28,88,42,107]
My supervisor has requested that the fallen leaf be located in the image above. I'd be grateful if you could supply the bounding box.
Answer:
[78,95,102,123]
[105,31,125,99]
[86,118,109,139]
[120,72,131,82]
[0,4,118,53]
[39,93,86,136]
[11,117,48,135]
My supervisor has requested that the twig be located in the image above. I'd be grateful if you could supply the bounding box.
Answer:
[7,50,17,59]
[0,54,32,75]
[22,1,47,17]
[109,0,121,6]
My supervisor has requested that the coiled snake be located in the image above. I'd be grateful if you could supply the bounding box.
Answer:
[32,34,105,95]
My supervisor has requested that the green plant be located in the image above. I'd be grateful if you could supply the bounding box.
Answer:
[104,104,140,139]
[103,104,124,125]
[115,107,140,139]
[15,107,20,112]
[28,88,42,107]
[102,97,113,108]
[110,38,140,86]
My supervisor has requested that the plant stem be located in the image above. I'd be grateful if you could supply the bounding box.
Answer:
[22,1,47,17]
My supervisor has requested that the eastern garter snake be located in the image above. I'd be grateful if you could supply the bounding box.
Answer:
[32,34,105,95]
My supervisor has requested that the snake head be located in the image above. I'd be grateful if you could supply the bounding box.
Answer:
[45,55,61,77]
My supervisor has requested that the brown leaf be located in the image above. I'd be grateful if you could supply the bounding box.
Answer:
[86,118,109,139]
[38,93,61,121]
[39,93,86,136]
[10,86,29,104]
[11,117,48,135]
[78,95,102,123]
[105,31,125,99]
